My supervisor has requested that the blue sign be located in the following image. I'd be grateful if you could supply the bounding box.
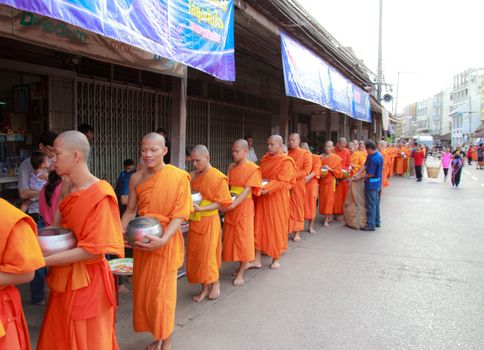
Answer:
[1,0,235,81]
[280,32,372,122]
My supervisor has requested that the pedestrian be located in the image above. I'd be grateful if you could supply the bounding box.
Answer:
[476,143,483,170]
[114,159,136,216]
[358,140,383,232]
[441,146,452,182]
[451,152,464,188]
[412,144,425,182]
[466,145,474,166]
[245,135,258,163]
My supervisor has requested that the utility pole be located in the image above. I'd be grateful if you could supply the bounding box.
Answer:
[468,95,472,143]
[377,0,383,103]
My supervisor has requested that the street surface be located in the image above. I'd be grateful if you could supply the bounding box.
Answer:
[24,161,484,349]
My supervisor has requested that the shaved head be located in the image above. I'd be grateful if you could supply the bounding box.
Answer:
[56,130,90,161]
[288,133,301,150]
[191,144,210,173]
[268,135,283,145]
[300,142,309,151]
[191,144,210,156]
[142,132,165,147]
[233,139,249,150]
[338,137,347,147]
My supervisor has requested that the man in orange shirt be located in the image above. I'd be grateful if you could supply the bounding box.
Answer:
[222,139,262,286]
[334,137,350,218]
[319,141,343,227]
[301,142,321,234]
[38,131,124,350]
[287,133,312,242]
[121,133,191,350]
[187,145,232,302]
[0,199,44,350]
[248,135,295,270]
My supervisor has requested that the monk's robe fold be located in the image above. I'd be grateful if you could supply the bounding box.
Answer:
[0,199,44,350]
[394,147,407,175]
[223,162,262,263]
[133,165,192,340]
[304,154,321,221]
[350,150,367,177]
[187,167,232,284]
[334,148,350,215]
[319,154,342,215]
[288,148,312,232]
[37,180,124,350]
[254,153,296,259]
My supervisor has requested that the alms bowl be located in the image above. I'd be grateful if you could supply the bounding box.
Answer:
[192,192,203,206]
[38,227,77,256]
[126,217,163,245]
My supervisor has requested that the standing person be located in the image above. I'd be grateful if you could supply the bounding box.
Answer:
[354,140,383,231]
[37,131,124,350]
[245,135,258,163]
[222,140,262,286]
[466,145,474,166]
[301,143,321,234]
[78,124,94,144]
[349,142,366,177]
[378,141,391,188]
[412,144,425,182]
[187,145,232,302]
[121,133,191,350]
[334,138,350,218]
[477,143,484,170]
[287,133,312,242]
[20,151,50,212]
[319,141,343,227]
[451,152,464,188]
[247,135,295,270]
[114,159,136,216]
[441,146,453,182]
[39,170,63,226]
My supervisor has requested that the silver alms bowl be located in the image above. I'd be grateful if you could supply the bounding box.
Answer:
[126,217,163,245]
[191,192,203,206]
[38,227,77,256]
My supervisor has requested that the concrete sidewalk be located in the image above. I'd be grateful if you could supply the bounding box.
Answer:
[22,171,484,349]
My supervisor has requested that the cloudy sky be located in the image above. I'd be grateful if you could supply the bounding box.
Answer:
[296,0,484,112]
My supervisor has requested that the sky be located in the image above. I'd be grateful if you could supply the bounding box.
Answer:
[296,0,484,113]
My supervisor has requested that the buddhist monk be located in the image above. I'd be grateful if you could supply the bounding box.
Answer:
[247,135,296,270]
[0,199,44,350]
[394,143,407,176]
[37,131,124,350]
[221,140,262,286]
[349,142,366,177]
[358,140,367,153]
[378,140,391,189]
[334,137,351,218]
[287,133,312,242]
[319,141,343,227]
[121,133,191,350]
[301,143,321,234]
[187,145,232,302]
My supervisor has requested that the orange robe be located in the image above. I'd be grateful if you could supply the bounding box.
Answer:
[334,147,350,215]
[0,199,44,350]
[381,149,391,188]
[133,165,192,340]
[319,153,342,215]
[38,181,125,350]
[349,150,366,177]
[254,153,296,259]
[288,148,312,232]
[394,147,407,175]
[223,162,262,263]
[388,148,396,177]
[304,154,321,220]
[187,167,232,284]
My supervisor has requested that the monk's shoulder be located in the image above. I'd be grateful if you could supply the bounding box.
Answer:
[209,166,228,180]
[95,180,117,198]
[0,198,34,232]
[164,165,189,180]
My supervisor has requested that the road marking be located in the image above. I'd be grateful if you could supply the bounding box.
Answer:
[464,171,471,175]
[472,176,478,181]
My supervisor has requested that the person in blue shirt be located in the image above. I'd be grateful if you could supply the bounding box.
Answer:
[353,140,383,231]
[114,159,136,216]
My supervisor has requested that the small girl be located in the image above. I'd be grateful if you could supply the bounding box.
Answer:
[441,146,452,182]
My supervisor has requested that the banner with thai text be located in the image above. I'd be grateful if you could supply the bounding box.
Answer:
[0,0,235,81]
[280,32,372,122]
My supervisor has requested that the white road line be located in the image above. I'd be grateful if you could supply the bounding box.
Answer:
[472,176,478,181]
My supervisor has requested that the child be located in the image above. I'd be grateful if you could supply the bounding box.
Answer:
[441,146,452,182]
[20,152,50,213]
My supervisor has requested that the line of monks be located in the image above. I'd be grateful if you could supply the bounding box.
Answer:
[0,130,406,350]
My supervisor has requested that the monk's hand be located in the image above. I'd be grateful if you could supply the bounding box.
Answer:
[220,204,233,213]
[134,235,167,250]
[193,203,202,212]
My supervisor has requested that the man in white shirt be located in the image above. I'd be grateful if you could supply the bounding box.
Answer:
[245,135,258,163]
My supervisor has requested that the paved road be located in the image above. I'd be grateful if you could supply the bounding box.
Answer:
[24,161,484,349]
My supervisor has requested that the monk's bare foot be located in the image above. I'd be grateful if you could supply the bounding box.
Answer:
[146,340,162,350]
[308,227,316,234]
[232,268,240,277]
[270,259,280,269]
[244,261,262,271]
[209,281,220,300]
[118,284,130,294]
[293,232,301,242]
[233,275,244,286]
[323,221,330,227]
[192,285,209,302]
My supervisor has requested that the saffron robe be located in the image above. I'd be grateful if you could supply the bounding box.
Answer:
[304,154,321,221]
[319,153,342,215]
[187,167,232,284]
[254,153,296,259]
[381,149,391,188]
[37,181,125,350]
[133,165,192,340]
[288,148,312,232]
[223,162,262,263]
[0,199,44,350]
[334,147,350,215]
[394,147,407,175]
[349,150,367,177]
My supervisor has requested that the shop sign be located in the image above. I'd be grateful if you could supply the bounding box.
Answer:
[280,32,372,123]
[0,0,235,81]
[0,7,184,77]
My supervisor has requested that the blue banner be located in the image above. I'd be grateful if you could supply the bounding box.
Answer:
[280,32,372,122]
[1,0,235,81]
